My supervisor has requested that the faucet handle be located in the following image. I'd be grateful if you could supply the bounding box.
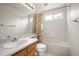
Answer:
[6,35,11,38]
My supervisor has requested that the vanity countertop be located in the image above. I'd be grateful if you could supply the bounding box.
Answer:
[0,37,38,56]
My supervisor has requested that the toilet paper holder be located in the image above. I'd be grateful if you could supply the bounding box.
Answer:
[72,18,79,22]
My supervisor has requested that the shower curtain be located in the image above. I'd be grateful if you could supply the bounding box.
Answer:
[32,13,43,43]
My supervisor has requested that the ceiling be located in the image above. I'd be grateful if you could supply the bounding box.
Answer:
[33,3,67,13]
[0,3,34,18]
[0,3,67,18]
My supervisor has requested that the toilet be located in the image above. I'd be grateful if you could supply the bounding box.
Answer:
[37,43,46,56]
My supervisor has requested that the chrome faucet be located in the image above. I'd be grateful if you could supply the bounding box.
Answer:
[6,35,17,42]
[11,37,17,42]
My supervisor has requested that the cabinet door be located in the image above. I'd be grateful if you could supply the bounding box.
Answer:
[27,43,37,56]
[27,43,37,53]
[13,48,27,56]
[28,49,36,56]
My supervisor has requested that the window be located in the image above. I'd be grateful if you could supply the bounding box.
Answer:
[45,14,53,21]
[54,13,63,19]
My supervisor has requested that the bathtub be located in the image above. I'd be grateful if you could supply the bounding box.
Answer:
[43,39,70,56]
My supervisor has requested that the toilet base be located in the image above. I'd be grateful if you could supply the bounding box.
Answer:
[38,51,46,56]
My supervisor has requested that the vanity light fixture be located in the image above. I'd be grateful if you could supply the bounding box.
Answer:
[22,3,35,11]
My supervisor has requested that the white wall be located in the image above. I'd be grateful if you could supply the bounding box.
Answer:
[0,4,31,42]
[67,4,79,55]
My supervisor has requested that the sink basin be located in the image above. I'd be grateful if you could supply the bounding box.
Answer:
[3,42,16,48]
[2,39,27,48]
[16,39,27,45]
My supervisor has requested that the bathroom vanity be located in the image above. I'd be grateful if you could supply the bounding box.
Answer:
[12,42,37,56]
[0,35,38,56]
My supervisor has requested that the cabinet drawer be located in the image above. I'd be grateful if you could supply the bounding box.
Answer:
[28,49,36,56]
[27,43,36,53]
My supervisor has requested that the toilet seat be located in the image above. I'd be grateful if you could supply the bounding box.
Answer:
[37,43,46,49]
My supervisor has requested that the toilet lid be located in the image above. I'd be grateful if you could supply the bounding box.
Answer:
[37,43,46,48]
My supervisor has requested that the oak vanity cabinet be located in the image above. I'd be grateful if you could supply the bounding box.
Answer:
[12,42,37,56]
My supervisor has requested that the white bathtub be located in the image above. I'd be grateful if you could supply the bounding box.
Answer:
[43,39,70,56]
